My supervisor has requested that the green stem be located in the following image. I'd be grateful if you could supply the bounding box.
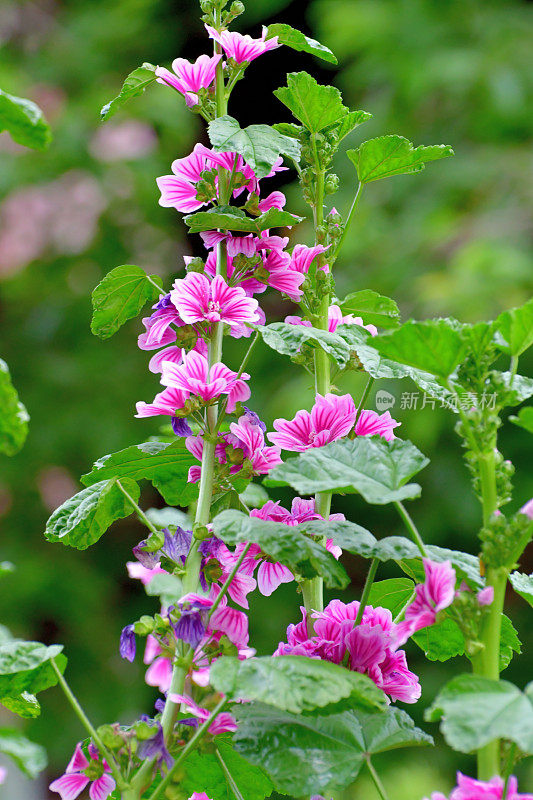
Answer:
[51,659,126,790]
[209,542,252,619]
[355,375,375,424]
[331,181,363,264]
[354,559,379,625]
[394,501,427,557]
[215,746,246,800]
[302,156,329,634]
[365,756,390,800]
[147,698,228,800]
[116,480,159,535]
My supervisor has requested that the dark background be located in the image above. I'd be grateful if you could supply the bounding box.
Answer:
[0,0,532,796]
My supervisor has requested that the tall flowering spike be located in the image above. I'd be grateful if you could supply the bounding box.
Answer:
[423,771,533,800]
[205,25,280,64]
[49,743,116,800]
[170,272,259,329]
[155,53,222,106]
[268,393,356,451]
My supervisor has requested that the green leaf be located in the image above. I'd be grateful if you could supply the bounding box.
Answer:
[347,135,453,183]
[81,440,198,506]
[257,322,350,367]
[44,477,139,549]
[181,735,274,800]
[425,674,533,754]
[0,728,47,778]
[210,655,385,715]
[338,289,401,329]
[495,298,533,357]
[509,571,533,607]
[208,115,300,179]
[145,506,191,529]
[265,437,429,505]
[367,578,414,618]
[306,518,481,589]
[371,319,467,378]
[184,206,303,234]
[266,23,338,64]
[0,692,41,719]
[100,63,156,120]
[0,359,30,456]
[510,407,533,435]
[0,642,66,697]
[144,572,183,605]
[91,265,163,339]
[413,617,465,662]
[500,614,521,670]
[233,704,432,796]
[239,483,269,509]
[498,371,533,405]
[212,510,348,589]
[323,109,373,142]
[0,89,51,151]
[274,71,348,133]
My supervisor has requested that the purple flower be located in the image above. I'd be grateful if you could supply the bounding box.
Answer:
[120,624,136,662]
[132,539,161,569]
[161,527,192,563]
[171,593,214,648]
[138,721,172,768]
[172,416,193,437]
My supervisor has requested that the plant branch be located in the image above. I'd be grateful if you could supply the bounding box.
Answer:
[147,698,228,800]
[216,746,246,800]
[365,756,390,800]
[116,480,159,535]
[208,542,252,619]
[331,181,363,264]
[355,375,375,424]
[394,501,427,557]
[354,558,379,625]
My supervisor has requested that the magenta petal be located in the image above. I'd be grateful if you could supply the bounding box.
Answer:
[66,743,89,773]
[89,774,116,800]
[49,773,90,800]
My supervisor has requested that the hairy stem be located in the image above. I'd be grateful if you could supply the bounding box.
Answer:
[116,479,159,535]
[216,746,246,800]
[394,501,427,557]
[354,558,379,625]
[365,756,390,800]
[51,659,126,790]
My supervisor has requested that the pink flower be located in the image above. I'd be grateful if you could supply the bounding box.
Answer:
[209,543,257,608]
[290,243,329,274]
[189,794,214,800]
[477,586,494,606]
[135,386,190,419]
[170,272,259,330]
[205,25,280,64]
[520,498,533,518]
[0,768,6,785]
[258,190,286,212]
[161,351,250,412]
[262,248,305,301]
[275,599,421,704]
[155,53,222,106]
[227,415,282,474]
[268,393,356,451]
[424,772,533,800]
[126,560,165,585]
[395,559,456,646]
[354,409,401,441]
[247,498,344,595]
[285,304,378,337]
[49,743,115,800]
[144,635,172,693]
[204,250,266,297]
[168,694,237,735]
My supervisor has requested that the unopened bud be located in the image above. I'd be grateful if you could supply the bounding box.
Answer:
[193,524,211,541]
[229,1,245,16]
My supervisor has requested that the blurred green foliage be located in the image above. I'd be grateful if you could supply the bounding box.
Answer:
[0,0,531,796]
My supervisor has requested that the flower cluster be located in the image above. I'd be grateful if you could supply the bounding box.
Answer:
[275,559,456,704]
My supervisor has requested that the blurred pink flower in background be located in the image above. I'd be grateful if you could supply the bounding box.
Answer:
[0,171,106,277]
[89,120,156,161]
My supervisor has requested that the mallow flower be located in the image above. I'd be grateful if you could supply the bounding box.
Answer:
[267,393,356,451]
[49,743,115,800]
[158,350,251,413]
[170,272,259,331]
[155,53,222,107]
[285,303,378,336]
[169,693,237,734]
[424,772,533,800]
[205,25,280,64]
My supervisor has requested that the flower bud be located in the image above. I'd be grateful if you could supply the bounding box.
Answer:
[193,523,211,541]
[134,615,155,636]
[229,1,245,16]
[324,173,339,195]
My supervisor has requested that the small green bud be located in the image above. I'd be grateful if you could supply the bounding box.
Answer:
[134,615,155,636]
[193,523,211,541]
[229,1,245,16]
[97,724,124,750]
[185,257,205,273]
